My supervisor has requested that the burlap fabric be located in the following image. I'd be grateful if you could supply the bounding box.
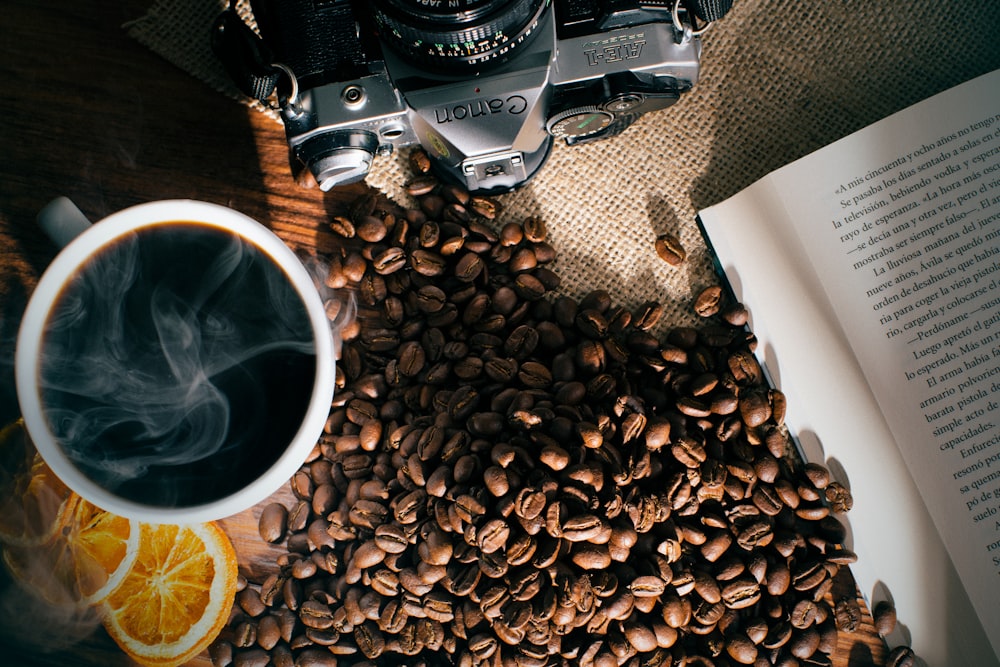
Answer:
[126,0,1000,331]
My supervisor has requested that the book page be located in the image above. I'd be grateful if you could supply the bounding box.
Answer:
[699,69,1000,666]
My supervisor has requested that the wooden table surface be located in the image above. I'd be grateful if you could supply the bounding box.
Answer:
[0,1,889,664]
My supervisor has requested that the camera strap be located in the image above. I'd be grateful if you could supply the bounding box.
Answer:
[685,0,736,23]
[211,0,280,104]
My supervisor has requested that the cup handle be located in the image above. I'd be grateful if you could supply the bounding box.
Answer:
[37,197,93,249]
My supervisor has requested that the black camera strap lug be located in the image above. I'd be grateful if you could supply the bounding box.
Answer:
[635,0,733,37]
[211,1,281,104]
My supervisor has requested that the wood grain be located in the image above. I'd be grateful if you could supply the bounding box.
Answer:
[0,1,888,664]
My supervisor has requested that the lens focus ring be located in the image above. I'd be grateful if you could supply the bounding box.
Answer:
[373,0,548,70]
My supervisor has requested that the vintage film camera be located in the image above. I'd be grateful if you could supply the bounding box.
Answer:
[214,0,734,194]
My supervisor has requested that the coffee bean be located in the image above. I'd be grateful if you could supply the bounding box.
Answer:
[833,596,862,633]
[561,514,604,542]
[370,568,401,597]
[739,388,772,427]
[512,487,546,521]
[410,249,447,276]
[258,574,284,608]
[721,301,749,326]
[473,518,508,554]
[374,523,410,554]
[300,600,335,630]
[409,147,432,173]
[763,621,793,650]
[660,592,692,628]
[502,534,534,568]
[789,626,821,660]
[571,544,612,570]
[291,556,317,579]
[483,465,510,497]
[237,587,266,618]
[720,577,761,610]
[445,496,479,530]
[677,396,711,418]
[791,598,821,629]
[454,252,484,283]
[355,622,386,659]
[406,175,438,197]
[795,504,830,521]
[394,489,428,524]
[736,519,774,550]
[255,614,281,651]
[672,436,707,467]
[233,648,269,667]
[655,233,687,265]
[372,246,407,275]
[521,217,546,243]
[209,639,234,667]
[826,481,855,514]
[726,634,758,664]
[512,273,546,301]
[311,483,337,516]
[873,599,898,636]
[623,621,658,653]
[694,285,724,317]
[887,645,916,667]
[507,246,537,273]
[470,196,501,220]
[349,499,388,529]
[629,575,667,597]
[258,503,288,544]
[689,570,720,605]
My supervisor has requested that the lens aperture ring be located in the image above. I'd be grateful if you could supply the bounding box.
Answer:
[378,0,508,22]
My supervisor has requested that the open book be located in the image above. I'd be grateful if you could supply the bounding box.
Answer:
[697,69,1000,666]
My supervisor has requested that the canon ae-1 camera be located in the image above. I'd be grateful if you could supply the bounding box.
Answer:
[214,0,733,194]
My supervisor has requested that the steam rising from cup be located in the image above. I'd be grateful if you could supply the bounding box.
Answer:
[35,222,319,509]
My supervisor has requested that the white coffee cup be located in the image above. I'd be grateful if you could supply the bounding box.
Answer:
[16,198,336,524]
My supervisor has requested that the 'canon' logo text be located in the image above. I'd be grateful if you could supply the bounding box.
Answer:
[434,95,528,124]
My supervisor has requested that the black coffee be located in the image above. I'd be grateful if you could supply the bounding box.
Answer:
[38,222,317,508]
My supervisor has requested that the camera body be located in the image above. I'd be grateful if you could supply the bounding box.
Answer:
[248,0,705,194]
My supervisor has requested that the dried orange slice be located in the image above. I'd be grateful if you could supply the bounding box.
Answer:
[0,420,75,547]
[2,497,139,607]
[101,522,238,667]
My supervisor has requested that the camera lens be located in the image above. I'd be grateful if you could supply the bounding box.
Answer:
[373,0,548,71]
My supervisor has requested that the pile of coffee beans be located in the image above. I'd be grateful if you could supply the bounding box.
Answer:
[210,152,881,667]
